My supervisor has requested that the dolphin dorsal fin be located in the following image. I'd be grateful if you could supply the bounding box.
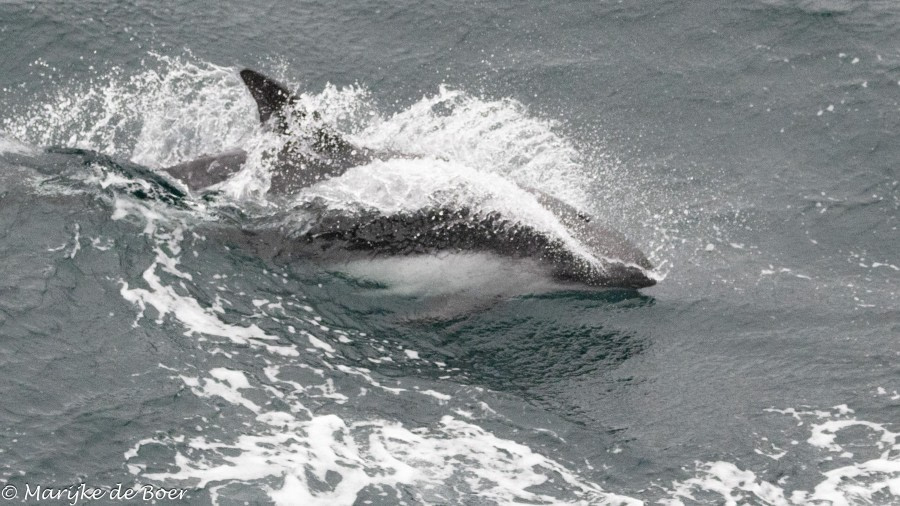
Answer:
[239,69,298,133]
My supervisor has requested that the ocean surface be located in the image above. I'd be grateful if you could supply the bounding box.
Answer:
[1,1,898,504]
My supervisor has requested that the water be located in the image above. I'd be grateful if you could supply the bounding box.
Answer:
[0,1,898,504]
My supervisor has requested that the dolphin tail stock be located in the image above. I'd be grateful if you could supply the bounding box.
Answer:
[160,148,248,192]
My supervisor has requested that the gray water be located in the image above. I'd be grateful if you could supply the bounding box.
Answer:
[0,1,898,504]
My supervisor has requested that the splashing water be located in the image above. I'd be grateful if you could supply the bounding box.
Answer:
[2,55,598,207]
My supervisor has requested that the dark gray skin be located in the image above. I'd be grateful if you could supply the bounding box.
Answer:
[161,69,656,289]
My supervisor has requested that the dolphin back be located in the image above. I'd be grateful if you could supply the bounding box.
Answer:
[281,202,657,289]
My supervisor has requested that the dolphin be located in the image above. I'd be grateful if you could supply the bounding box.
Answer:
[162,69,371,194]
[160,69,657,290]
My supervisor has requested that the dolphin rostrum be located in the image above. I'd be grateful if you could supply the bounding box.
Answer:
[161,69,657,289]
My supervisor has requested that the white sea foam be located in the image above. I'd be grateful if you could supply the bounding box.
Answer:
[120,247,275,344]
[111,196,285,352]
[662,405,900,505]
[132,367,641,506]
